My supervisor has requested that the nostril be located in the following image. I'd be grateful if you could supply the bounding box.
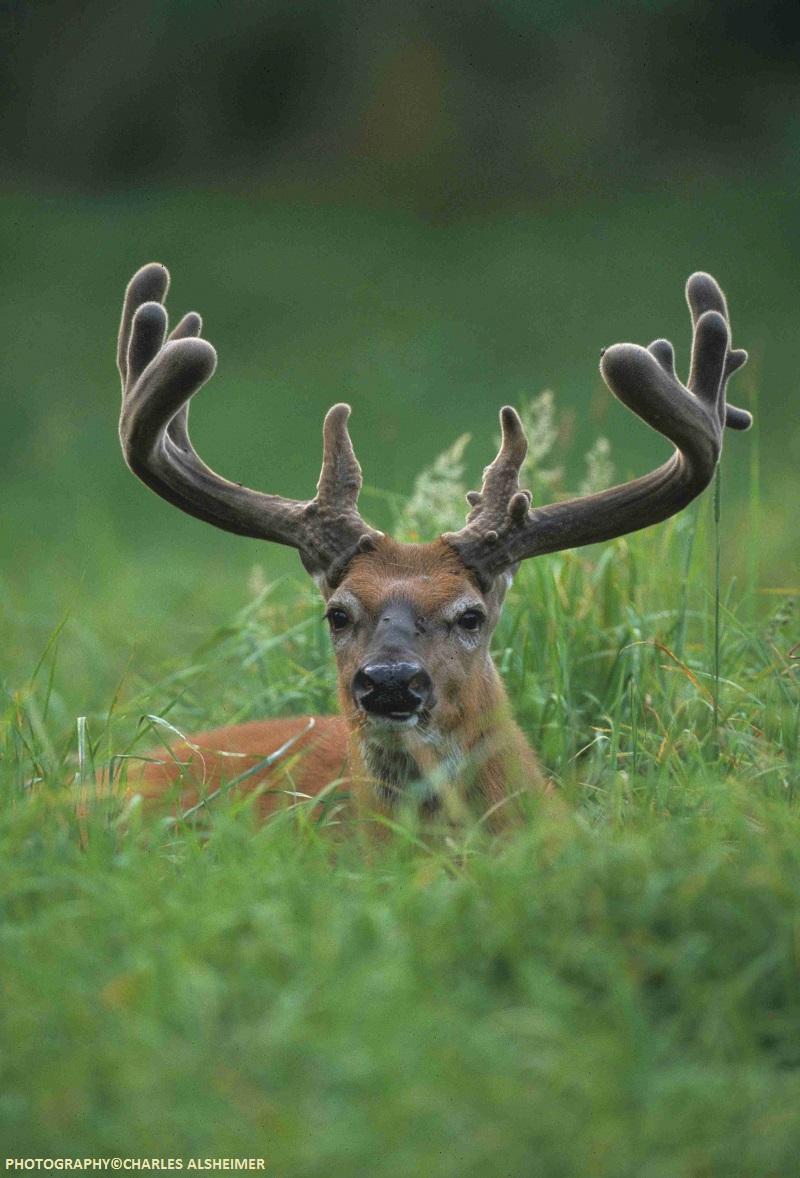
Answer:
[353,667,375,693]
[408,670,432,697]
[351,665,381,706]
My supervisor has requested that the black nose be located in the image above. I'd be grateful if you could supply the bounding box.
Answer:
[352,661,433,717]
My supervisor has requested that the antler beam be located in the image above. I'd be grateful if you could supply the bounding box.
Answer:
[444,272,751,584]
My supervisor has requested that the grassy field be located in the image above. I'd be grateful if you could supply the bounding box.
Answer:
[1,184,799,1172]
[2,444,799,1172]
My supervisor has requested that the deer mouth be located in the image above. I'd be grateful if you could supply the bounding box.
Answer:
[365,711,422,729]
[360,707,438,741]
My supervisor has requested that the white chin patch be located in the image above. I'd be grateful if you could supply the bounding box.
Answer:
[366,713,420,729]
[358,715,464,798]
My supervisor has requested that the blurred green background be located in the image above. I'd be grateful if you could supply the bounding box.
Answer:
[2,0,798,686]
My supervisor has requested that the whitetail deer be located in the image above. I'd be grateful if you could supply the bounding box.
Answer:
[117,264,751,828]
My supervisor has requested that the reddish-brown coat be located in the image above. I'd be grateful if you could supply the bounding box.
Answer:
[125,538,547,830]
[129,715,351,820]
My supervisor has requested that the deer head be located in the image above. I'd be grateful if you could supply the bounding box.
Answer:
[117,264,751,799]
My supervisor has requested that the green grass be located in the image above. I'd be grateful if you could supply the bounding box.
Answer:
[2,470,799,1173]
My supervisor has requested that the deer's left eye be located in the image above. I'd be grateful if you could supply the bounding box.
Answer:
[326,607,351,632]
[457,609,485,632]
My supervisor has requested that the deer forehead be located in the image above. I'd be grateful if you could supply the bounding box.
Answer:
[331,539,483,616]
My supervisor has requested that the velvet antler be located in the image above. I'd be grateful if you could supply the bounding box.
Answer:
[118,263,381,585]
[444,272,751,585]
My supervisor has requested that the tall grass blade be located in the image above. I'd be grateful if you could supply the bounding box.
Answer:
[747,377,760,622]
[713,467,722,757]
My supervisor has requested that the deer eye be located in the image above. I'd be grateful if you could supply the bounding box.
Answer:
[457,608,485,632]
[325,607,351,633]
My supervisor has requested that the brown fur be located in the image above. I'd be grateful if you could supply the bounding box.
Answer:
[125,537,546,831]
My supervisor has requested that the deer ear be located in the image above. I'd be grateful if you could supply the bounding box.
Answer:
[487,565,518,607]
[312,570,335,600]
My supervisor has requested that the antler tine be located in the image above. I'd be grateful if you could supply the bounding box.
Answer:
[117,263,170,392]
[317,403,364,510]
[444,271,752,584]
[686,272,752,430]
[118,264,380,584]
[461,407,531,534]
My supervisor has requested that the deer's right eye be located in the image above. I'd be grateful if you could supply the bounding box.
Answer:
[326,607,351,633]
